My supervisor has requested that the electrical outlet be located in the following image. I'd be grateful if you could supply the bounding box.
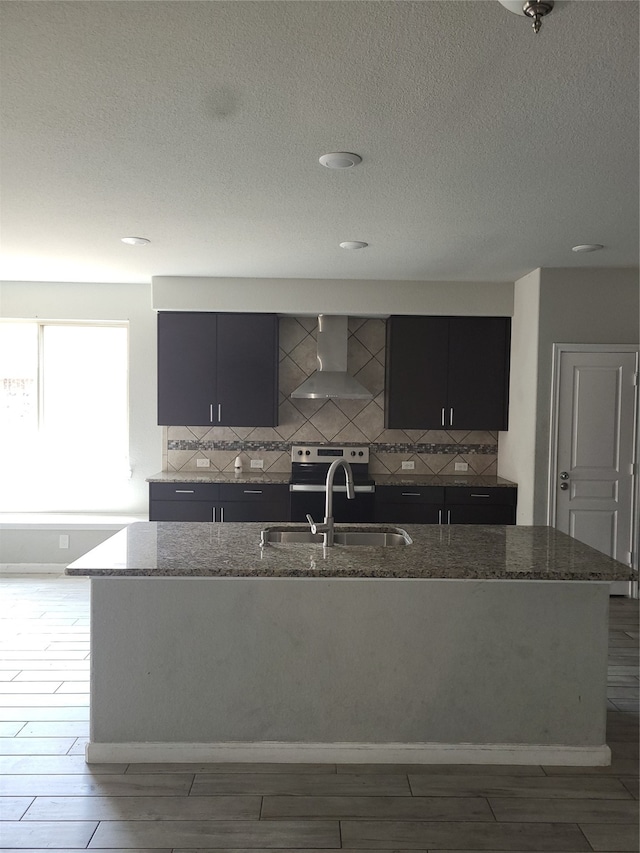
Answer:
[59,534,70,549]
[196,458,210,468]
[250,459,264,469]
[401,460,415,470]
[454,461,469,472]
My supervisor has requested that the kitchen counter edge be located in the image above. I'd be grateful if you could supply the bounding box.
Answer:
[148,471,517,488]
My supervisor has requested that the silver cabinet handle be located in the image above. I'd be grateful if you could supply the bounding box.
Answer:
[212,507,216,522]
[217,403,222,423]
[441,407,445,427]
[401,492,421,496]
[220,506,224,523]
[175,489,195,494]
[447,509,451,524]
[209,404,214,423]
[438,509,442,525]
[243,490,263,494]
[450,407,454,426]
[471,493,490,498]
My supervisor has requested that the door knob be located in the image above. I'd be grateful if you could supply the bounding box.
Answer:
[559,471,569,480]
[560,482,569,490]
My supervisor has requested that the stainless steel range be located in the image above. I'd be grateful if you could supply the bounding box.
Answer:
[289,445,375,523]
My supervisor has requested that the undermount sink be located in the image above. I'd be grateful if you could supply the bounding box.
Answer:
[260,527,412,547]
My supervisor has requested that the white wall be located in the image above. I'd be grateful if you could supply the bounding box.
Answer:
[499,268,639,527]
[0,281,161,514]
[497,269,540,524]
[534,268,639,524]
[152,277,514,316]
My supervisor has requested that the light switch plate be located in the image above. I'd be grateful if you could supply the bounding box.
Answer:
[401,461,415,470]
[196,458,210,468]
[250,459,264,469]
[455,461,469,471]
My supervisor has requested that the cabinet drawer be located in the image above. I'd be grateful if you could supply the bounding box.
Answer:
[219,484,289,502]
[376,486,445,503]
[444,486,517,506]
[150,483,220,501]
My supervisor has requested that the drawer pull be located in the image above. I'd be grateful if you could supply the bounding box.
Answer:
[243,489,263,494]
[175,489,195,494]
[401,492,421,496]
[438,509,442,524]
[471,493,490,498]
[209,404,214,423]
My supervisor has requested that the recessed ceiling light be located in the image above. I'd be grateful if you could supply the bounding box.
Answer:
[571,244,604,253]
[339,241,368,250]
[319,152,362,169]
[121,236,150,246]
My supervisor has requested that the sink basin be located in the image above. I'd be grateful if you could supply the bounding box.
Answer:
[261,530,325,545]
[333,531,411,547]
[260,526,412,547]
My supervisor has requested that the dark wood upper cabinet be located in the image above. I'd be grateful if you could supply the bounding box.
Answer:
[385,316,511,431]
[157,312,278,426]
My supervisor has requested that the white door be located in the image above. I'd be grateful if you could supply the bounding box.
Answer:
[551,347,638,566]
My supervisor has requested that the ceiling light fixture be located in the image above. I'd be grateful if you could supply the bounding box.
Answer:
[572,244,604,253]
[121,236,150,246]
[339,241,368,250]
[319,152,362,169]
[498,1,555,34]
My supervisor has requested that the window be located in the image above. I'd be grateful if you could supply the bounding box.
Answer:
[0,321,129,511]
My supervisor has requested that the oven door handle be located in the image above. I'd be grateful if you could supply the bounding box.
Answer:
[289,484,375,493]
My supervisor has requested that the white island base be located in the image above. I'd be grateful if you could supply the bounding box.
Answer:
[87,576,610,766]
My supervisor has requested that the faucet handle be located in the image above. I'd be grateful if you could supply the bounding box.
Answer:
[306,513,318,534]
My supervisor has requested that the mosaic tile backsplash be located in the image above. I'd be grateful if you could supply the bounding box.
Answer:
[164,316,498,476]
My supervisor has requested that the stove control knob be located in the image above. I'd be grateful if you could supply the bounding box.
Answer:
[358,451,364,456]
[297,450,303,456]
[351,451,356,456]
[305,450,311,456]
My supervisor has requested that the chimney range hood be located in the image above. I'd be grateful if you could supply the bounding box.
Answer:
[290,315,373,400]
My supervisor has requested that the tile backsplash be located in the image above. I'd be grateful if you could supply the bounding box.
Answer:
[164,316,498,476]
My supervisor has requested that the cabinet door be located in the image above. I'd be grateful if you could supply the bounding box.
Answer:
[150,501,215,522]
[375,502,442,524]
[219,484,290,522]
[447,505,516,525]
[158,312,217,426]
[216,314,278,426]
[375,486,444,524]
[385,316,449,429]
[446,317,511,430]
[221,502,289,522]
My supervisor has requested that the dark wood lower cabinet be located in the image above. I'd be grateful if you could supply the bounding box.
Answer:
[149,482,289,523]
[375,485,517,525]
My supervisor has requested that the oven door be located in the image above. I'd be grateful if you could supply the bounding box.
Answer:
[290,485,375,523]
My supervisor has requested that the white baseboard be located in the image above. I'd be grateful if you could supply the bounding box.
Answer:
[86,740,611,767]
[0,563,67,574]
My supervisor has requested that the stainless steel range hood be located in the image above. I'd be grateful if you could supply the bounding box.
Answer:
[290,315,373,400]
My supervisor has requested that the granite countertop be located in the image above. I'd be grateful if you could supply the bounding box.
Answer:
[372,474,516,488]
[147,471,517,488]
[66,522,632,581]
[147,471,292,485]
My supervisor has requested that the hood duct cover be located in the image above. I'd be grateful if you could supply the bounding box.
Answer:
[290,315,373,400]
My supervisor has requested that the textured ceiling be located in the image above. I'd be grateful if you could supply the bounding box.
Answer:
[0,0,638,284]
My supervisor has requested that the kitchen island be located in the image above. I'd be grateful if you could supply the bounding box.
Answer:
[67,522,632,767]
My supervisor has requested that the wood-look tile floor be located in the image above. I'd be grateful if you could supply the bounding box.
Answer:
[0,574,637,852]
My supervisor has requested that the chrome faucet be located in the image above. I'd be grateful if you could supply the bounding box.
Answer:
[306,458,355,546]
